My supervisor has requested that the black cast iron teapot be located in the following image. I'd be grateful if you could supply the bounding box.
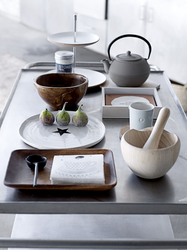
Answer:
[102,34,152,87]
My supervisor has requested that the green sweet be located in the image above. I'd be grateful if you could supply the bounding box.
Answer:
[56,102,70,126]
[39,108,54,125]
[72,104,88,127]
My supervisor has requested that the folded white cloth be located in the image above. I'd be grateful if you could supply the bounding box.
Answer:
[50,154,105,185]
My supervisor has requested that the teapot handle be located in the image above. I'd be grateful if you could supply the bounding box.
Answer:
[107,34,152,61]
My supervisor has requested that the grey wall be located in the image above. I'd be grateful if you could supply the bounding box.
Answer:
[0,0,20,20]
[20,0,74,34]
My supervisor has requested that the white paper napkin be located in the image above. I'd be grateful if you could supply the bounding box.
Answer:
[50,154,105,184]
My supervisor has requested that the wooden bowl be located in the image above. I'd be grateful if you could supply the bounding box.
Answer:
[121,127,180,179]
[33,73,88,110]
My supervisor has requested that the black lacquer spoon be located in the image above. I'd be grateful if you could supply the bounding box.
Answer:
[26,155,47,187]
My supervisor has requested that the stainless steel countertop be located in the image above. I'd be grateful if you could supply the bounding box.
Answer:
[0,65,187,214]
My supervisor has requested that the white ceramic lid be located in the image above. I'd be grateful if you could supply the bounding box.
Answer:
[55,51,74,60]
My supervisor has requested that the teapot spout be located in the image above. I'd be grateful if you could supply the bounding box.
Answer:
[101,59,110,73]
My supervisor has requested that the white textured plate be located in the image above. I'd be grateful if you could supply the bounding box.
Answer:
[111,96,150,106]
[75,68,106,88]
[46,68,106,88]
[19,112,105,149]
[47,32,99,47]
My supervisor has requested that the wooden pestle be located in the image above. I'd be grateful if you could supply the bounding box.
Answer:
[143,107,170,149]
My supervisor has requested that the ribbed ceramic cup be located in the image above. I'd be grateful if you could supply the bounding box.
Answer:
[129,102,154,130]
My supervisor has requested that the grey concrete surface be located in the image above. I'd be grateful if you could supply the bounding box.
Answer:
[0,53,25,112]
[0,13,187,249]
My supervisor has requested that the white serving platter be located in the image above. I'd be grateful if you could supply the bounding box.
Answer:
[102,87,162,118]
[75,68,106,88]
[47,68,106,88]
[19,112,105,149]
[47,32,99,47]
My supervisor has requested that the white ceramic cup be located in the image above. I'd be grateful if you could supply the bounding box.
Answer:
[129,102,154,130]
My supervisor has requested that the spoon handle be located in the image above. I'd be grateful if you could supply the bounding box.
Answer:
[33,163,39,187]
[143,107,170,149]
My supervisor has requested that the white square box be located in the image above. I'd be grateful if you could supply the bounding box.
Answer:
[102,87,162,118]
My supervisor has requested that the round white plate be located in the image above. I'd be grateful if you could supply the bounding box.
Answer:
[19,112,105,149]
[47,32,99,47]
[75,68,106,88]
[111,96,150,106]
[46,68,106,88]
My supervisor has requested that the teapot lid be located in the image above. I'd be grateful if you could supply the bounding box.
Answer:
[116,51,142,62]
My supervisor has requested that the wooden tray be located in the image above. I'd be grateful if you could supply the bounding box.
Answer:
[4,149,117,191]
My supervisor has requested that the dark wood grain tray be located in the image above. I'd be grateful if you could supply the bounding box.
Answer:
[4,149,117,191]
